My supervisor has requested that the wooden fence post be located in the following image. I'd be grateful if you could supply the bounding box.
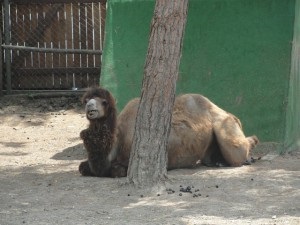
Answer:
[4,0,11,94]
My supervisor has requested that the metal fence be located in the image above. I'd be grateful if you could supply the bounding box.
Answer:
[0,0,106,94]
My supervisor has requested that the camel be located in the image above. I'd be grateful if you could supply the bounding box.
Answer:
[79,87,259,177]
[110,93,259,177]
[79,87,117,177]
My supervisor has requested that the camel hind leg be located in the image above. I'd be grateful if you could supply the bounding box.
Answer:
[213,115,259,166]
[202,133,229,167]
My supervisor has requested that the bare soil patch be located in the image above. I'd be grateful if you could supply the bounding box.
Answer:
[0,94,299,225]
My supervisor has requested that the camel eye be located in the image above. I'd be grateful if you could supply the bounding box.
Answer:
[102,100,108,107]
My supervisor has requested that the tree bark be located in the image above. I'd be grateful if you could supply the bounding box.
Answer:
[127,0,189,188]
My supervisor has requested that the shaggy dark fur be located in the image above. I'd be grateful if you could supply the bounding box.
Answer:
[79,86,117,177]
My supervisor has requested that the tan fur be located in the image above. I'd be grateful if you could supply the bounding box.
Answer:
[111,94,259,177]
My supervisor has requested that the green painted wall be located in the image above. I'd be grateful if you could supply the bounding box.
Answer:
[101,0,154,109]
[285,0,300,152]
[101,0,295,144]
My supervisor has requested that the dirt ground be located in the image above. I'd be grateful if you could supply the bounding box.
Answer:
[0,93,299,225]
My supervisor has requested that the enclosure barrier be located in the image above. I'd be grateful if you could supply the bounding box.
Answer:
[285,0,300,152]
[101,0,298,152]
[0,0,106,94]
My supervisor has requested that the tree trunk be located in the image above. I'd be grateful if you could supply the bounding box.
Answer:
[127,0,189,188]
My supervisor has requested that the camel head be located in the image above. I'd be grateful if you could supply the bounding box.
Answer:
[82,86,116,121]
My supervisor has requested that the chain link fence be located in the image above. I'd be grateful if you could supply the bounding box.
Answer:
[1,0,106,94]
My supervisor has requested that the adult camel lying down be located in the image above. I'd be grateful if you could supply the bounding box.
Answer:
[79,87,259,177]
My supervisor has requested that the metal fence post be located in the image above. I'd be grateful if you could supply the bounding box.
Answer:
[4,0,11,94]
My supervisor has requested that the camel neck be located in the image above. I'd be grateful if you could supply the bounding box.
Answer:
[88,119,108,132]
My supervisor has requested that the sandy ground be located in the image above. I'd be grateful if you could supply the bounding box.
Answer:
[0,94,299,225]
